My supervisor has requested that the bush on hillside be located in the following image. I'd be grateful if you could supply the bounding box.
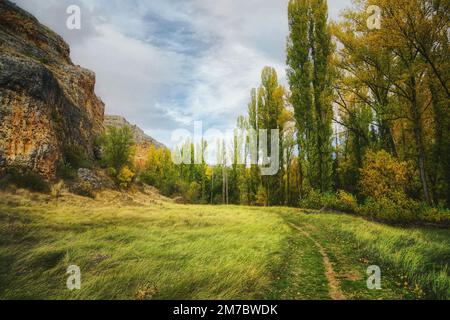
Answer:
[299,190,358,213]
[56,161,77,180]
[255,185,268,206]
[100,125,135,171]
[62,144,92,169]
[360,150,411,201]
[71,180,95,198]
[358,196,421,223]
[2,167,50,193]
[117,165,135,189]
[185,181,201,204]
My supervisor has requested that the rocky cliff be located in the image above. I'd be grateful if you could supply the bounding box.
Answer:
[0,1,105,178]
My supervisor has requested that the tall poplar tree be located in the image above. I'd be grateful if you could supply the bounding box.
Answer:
[287,0,334,193]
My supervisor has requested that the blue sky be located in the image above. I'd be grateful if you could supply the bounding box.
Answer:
[14,0,353,147]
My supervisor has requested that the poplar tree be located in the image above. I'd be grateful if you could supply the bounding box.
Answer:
[287,0,334,193]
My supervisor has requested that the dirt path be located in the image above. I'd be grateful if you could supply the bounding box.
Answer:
[289,223,345,300]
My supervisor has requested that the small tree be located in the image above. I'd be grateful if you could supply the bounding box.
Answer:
[100,125,136,188]
[101,125,135,171]
[117,165,135,189]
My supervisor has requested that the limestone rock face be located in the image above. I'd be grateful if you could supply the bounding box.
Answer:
[0,1,105,178]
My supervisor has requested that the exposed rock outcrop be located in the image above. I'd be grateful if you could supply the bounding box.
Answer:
[0,1,105,178]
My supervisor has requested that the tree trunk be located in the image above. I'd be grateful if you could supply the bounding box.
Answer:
[410,76,432,205]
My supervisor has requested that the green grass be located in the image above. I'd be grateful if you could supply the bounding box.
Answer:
[0,192,448,300]
[278,208,450,299]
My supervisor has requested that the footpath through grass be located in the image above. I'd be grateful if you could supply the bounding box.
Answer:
[0,191,448,300]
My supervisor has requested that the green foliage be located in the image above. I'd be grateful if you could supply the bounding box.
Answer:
[256,185,268,207]
[287,0,334,194]
[2,167,50,193]
[360,150,410,201]
[140,146,178,196]
[56,162,76,180]
[62,144,92,169]
[359,197,450,225]
[98,125,136,188]
[185,181,201,204]
[299,190,330,210]
[359,197,421,223]
[298,188,449,225]
[71,181,95,198]
[335,190,358,213]
[100,125,135,171]
[117,166,135,189]
[298,190,356,212]
[57,144,91,180]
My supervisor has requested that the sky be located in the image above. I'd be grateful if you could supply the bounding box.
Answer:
[14,0,353,147]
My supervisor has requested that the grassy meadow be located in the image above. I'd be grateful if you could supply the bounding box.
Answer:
[0,190,448,300]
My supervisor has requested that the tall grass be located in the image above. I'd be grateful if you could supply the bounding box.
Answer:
[283,211,450,299]
[0,191,448,299]
[0,193,290,299]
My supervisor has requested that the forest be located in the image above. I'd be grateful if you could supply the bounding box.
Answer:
[125,0,449,225]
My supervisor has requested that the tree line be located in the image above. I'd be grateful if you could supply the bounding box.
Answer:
[104,0,448,223]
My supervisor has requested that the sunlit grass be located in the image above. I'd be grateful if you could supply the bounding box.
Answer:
[0,193,289,299]
[280,209,450,299]
[0,191,448,300]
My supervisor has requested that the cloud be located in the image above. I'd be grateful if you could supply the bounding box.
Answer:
[12,0,352,147]
[12,0,100,44]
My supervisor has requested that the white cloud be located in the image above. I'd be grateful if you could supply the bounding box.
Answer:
[70,24,185,119]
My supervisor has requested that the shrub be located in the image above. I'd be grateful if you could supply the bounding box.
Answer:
[56,162,77,180]
[360,150,410,201]
[117,166,135,189]
[185,181,201,204]
[418,206,450,225]
[139,146,178,196]
[335,190,358,213]
[100,126,135,171]
[106,167,117,178]
[358,196,421,223]
[255,185,268,206]
[51,181,64,199]
[62,144,92,169]
[72,181,95,198]
[5,168,50,193]
[299,190,337,210]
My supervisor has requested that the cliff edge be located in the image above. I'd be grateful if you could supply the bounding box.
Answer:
[0,0,105,178]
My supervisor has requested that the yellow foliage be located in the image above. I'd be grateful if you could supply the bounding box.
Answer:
[117,165,135,189]
[360,150,409,201]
